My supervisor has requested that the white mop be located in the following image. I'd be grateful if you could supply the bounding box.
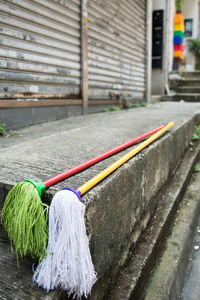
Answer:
[33,122,175,299]
[33,189,97,299]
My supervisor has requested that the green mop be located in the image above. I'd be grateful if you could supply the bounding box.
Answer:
[1,125,164,262]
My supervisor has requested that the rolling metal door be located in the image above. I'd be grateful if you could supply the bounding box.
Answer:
[88,0,146,100]
[0,0,81,98]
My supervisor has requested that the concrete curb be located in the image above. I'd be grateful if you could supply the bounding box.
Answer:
[107,141,200,300]
[1,103,200,299]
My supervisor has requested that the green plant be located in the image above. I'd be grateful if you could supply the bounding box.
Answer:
[188,38,200,70]
[175,0,184,11]
[189,125,200,148]
[133,102,147,108]
[0,123,7,136]
[192,125,200,141]
[194,163,200,172]
[104,102,147,112]
[111,106,121,111]
[103,106,121,112]
[133,103,140,108]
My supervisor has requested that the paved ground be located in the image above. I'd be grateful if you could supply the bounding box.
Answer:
[181,197,200,300]
[144,165,200,300]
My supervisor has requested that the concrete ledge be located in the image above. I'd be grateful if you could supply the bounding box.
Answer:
[0,241,63,300]
[170,79,200,88]
[0,103,200,299]
[144,165,200,300]
[169,94,200,102]
[87,120,195,299]
[104,140,200,300]
[181,71,200,78]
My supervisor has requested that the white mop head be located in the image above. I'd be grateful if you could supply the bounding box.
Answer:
[33,189,97,299]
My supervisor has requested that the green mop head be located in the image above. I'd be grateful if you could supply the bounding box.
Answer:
[1,180,48,262]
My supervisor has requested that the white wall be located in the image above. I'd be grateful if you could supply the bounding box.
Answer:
[146,0,153,103]
[153,0,166,10]
[182,0,199,71]
[151,0,175,95]
[167,0,175,74]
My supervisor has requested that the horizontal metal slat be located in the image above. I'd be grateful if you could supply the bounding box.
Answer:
[88,3,145,41]
[88,75,145,87]
[0,58,80,78]
[0,36,81,64]
[88,38,145,66]
[88,0,146,100]
[88,14,145,49]
[88,58,145,77]
[0,6,80,45]
[88,67,145,82]
[0,70,80,85]
[88,24,145,58]
[4,0,80,31]
[90,0,145,26]
[33,0,80,19]
[88,46,145,69]
[0,14,80,46]
[88,87,144,100]
[0,0,81,96]
[88,29,145,60]
[0,99,82,108]
[102,0,145,32]
[129,0,145,11]
[0,48,80,70]
[121,0,145,20]
[0,83,80,97]
[0,22,80,54]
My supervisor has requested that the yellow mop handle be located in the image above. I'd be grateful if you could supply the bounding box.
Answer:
[78,122,175,195]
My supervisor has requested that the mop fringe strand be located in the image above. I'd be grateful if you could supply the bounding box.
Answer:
[1,181,48,260]
[33,189,97,299]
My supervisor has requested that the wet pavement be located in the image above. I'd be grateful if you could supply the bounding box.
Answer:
[181,206,200,300]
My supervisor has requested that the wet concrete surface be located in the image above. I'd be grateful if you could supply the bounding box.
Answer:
[181,208,200,300]
[144,165,200,300]
[0,241,52,300]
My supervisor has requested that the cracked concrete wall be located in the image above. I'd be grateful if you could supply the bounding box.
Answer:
[84,119,194,299]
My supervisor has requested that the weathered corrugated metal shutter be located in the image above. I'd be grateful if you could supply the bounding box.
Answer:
[0,0,81,98]
[88,0,146,101]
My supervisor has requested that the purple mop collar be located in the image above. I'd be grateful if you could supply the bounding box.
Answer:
[61,188,82,202]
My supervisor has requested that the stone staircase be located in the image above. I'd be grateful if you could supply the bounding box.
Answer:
[169,71,200,102]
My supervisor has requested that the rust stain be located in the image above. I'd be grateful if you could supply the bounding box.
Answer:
[3,92,80,99]
[83,16,88,24]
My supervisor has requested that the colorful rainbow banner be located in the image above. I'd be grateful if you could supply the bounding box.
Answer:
[174,12,184,60]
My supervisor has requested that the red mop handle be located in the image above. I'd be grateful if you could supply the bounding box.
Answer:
[43,125,165,188]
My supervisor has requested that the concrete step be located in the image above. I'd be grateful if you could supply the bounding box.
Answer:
[170,78,200,89]
[181,71,200,78]
[169,93,200,102]
[176,86,200,94]
[1,102,200,299]
[0,242,65,300]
